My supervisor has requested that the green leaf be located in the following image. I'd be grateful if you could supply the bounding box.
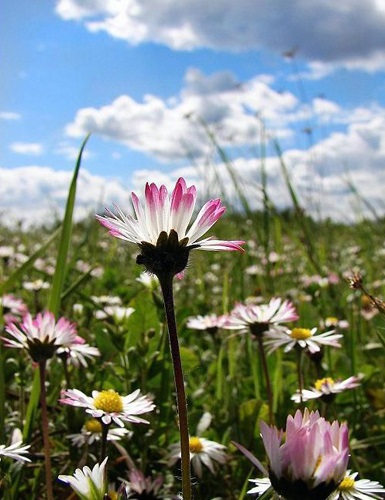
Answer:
[124,290,160,349]
[48,134,91,316]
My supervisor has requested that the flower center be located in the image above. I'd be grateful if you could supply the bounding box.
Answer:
[189,436,203,454]
[93,390,123,413]
[325,316,338,326]
[339,477,355,490]
[290,327,312,340]
[315,377,334,391]
[84,419,103,433]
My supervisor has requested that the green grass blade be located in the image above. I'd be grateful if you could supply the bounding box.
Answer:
[47,134,90,316]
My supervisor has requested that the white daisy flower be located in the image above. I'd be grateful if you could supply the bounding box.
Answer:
[291,376,362,403]
[167,436,227,478]
[97,177,244,277]
[186,314,227,332]
[68,418,132,447]
[264,326,342,354]
[329,470,385,499]
[60,388,155,427]
[3,311,78,362]
[58,457,108,500]
[0,439,30,463]
[57,335,100,367]
[247,477,273,496]
[223,298,298,337]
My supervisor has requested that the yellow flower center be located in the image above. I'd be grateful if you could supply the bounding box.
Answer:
[107,491,118,500]
[84,419,102,433]
[325,316,338,326]
[290,327,312,340]
[339,477,355,490]
[93,390,123,413]
[315,377,334,391]
[189,436,203,454]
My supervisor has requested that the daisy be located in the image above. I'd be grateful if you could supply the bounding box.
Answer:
[256,408,349,500]
[291,376,362,403]
[60,388,155,427]
[58,457,108,500]
[186,313,227,333]
[96,177,244,277]
[0,440,30,463]
[247,477,273,496]
[223,298,298,337]
[68,418,132,447]
[123,469,164,498]
[329,470,385,500]
[0,294,27,324]
[57,335,100,367]
[264,326,343,354]
[167,436,227,478]
[3,311,78,362]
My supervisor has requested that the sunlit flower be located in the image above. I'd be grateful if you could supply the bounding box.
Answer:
[167,436,227,478]
[0,433,30,463]
[186,313,227,333]
[247,477,273,496]
[97,177,244,277]
[329,470,385,500]
[264,326,343,354]
[60,388,155,427]
[58,457,108,500]
[291,376,362,403]
[57,335,100,367]
[3,311,78,362]
[68,419,132,447]
[223,298,298,337]
[94,305,135,323]
[254,408,349,500]
[0,294,28,323]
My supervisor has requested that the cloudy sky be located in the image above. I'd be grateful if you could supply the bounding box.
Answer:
[2,0,385,226]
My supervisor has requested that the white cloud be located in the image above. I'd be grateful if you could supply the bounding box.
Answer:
[10,142,44,156]
[0,166,129,228]
[55,0,385,70]
[2,103,385,229]
[0,111,21,121]
[66,68,299,162]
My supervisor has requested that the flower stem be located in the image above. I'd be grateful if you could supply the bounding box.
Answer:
[256,335,274,424]
[158,273,191,500]
[296,346,304,405]
[38,361,54,500]
[100,422,109,462]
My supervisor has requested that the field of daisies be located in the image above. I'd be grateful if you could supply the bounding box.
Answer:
[0,147,385,499]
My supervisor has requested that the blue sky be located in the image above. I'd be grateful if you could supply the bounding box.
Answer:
[2,0,385,225]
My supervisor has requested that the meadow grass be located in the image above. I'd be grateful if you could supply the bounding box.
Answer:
[0,156,385,499]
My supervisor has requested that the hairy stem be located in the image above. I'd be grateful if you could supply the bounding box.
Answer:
[38,361,54,500]
[159,273,191,500]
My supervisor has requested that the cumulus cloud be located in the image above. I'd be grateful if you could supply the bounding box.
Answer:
[66,68,302,161]
[0,166,129,228]
[55,0,385,70]
[10,142,44,156]
[3,102,384,228]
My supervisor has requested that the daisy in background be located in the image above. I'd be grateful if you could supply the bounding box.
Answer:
[291,375,362,403]
[0,429,30,463]
[68,418,132,447]
[3,311,78,362]
[167,412,227,478]
[58,457,108,500]
[0,294,27,324]
[60,388,155,427]
[57,335,100,368]
[223,298,299,337]
[329,470,385,500]
[264,326,343,354]
[186,313,227,334]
